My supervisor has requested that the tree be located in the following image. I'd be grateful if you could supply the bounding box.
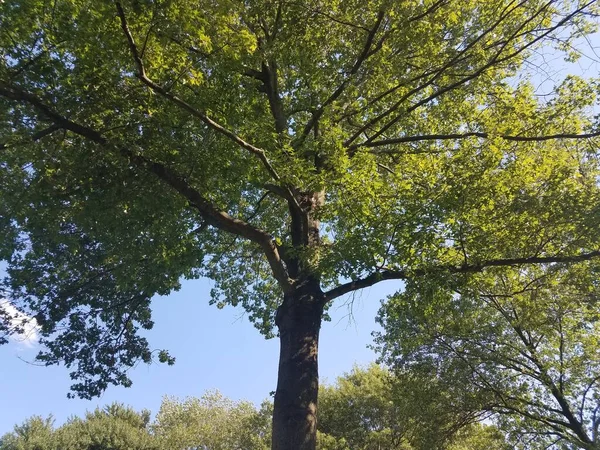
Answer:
[318,364,487,449]
[0,404,156,450]
[152,391,271,449]
[0,396,268,450]
[447,424,512,450]
[0,416,56,450]
[56,404,157,450]
[376,263,600,449]
[0,388,507,450]
[318,365,407,449]
[1,1,599,448]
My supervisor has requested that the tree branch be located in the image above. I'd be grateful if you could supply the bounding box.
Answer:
[294,10,386,149]
[511,322,594,445]
[343,0,536,147]
[261,61,288,134]
[114,2,282,182]
[244,61,288,134]
[324,250,600,301]
[0,124,61,150]
[351,130,600,150]
[361,0,595,146]
[0,80,293,292]
[405,0,449,25]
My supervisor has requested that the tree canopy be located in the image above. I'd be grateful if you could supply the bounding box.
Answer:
[153,391,272,450]
[318,364,485,449]
[377,263,600,449]
[0,404,157,450]
[1,0,600,447]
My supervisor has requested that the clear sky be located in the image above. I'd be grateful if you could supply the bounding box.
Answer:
[0,276,400,434]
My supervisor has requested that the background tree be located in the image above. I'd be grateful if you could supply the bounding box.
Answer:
[56,404,157,450]
[318,364,488,449]
[376,263,600,449]
[0,383,509,450]
[152,391,271,450]
[0,396,268,450]
[1,0,600,448]
[447,424,512,450]
[0,405,156,450]
[0,416,56,450]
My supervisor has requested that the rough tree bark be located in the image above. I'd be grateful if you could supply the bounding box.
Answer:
[272,280,325,450]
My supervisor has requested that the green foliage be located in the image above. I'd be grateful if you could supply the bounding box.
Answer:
[316,432,350,450]
[55,404,157,450]
[319,364,407,449]
[0,395,269,450]
[0,416,56,450]
[0,405,156,450]
[447,424,512,450]
[153,391,270,450]
[376,263,600,448]
[318,364,492,450]
[1,381,509,450]
[1,0,599,406]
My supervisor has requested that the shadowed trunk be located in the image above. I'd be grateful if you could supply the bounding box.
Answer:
[272,281,324,450]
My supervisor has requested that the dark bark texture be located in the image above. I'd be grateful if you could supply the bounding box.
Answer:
[272,281,324,450]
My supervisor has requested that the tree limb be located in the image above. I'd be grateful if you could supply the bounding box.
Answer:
[0,80,293,292]
[361,0,595,146]
[0,124,61,150]
[294,10,386,149]
[352,130,600,151]
[324,250,600,301]
[114,2,282,182]
[343,0,537,147]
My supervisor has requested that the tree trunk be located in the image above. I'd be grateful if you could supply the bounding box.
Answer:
[272,282,324,450]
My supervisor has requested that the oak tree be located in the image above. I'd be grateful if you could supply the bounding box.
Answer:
[1,0,600,448]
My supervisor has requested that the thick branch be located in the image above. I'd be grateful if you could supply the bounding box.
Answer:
[324,250,600,301]
[245,62,288,134]
[115,2,305,243]
[0,80,293,292]
[114,2,282,182]
[262,61,287,135]
[352,130,600,150]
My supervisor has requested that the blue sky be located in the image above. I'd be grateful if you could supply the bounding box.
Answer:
[0,276,400,434]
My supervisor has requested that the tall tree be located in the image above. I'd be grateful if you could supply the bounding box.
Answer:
[1,1,599,448]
